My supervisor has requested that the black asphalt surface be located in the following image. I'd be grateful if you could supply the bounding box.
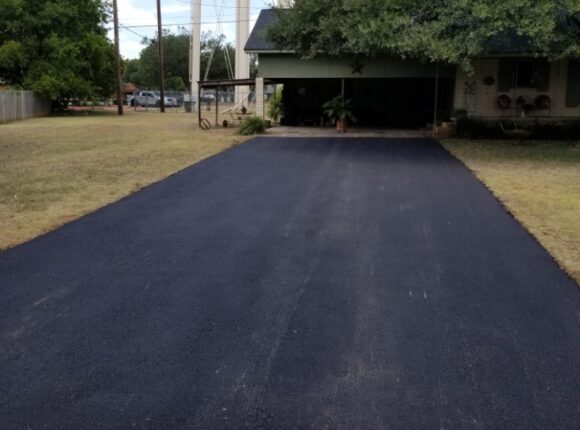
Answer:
[1,137,580,429]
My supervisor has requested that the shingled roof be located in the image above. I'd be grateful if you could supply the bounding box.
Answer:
[245,9,281,52]
[483,31,535,55]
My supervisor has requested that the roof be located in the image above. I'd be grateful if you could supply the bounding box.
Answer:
[484,31,536,55]
[122,82,137,93]
[198,78,267,88]
[245,9,282,52]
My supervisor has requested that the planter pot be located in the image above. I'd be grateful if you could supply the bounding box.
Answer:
[336,119,347,133]
[435,122,457,139]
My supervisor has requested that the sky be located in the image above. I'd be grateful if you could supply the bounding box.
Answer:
[111,0,272,59]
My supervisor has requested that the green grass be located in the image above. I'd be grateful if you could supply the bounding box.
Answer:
[0,110,244,249]
[442,139,580,283]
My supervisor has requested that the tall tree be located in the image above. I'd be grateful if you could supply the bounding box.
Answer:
[268,0,580,69]
[126,30,237,91]
[0,0,115,100]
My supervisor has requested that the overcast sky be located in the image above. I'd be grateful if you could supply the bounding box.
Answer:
[110,0,271,59]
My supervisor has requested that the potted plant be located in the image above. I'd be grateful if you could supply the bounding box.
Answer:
[323,95,356,132]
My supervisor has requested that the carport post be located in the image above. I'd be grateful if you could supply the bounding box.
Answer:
[433,63,440,133]
[198,83,202,127]
[215,87,219,126]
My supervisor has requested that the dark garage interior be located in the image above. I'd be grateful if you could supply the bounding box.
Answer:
[280,78,454,129]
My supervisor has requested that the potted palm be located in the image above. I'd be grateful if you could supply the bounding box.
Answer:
[323,95,356,132]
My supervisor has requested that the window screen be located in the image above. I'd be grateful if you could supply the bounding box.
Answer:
[497,59,550,91]
[566,61,580,108]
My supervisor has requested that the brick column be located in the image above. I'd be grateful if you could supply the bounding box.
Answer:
[255,77,265,119]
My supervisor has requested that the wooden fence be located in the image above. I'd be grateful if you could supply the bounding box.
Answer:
[0,91,51,123]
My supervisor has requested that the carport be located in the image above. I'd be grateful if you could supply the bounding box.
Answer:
[245,9,456,129]
[277,77,454,128]
[197,78,265,128]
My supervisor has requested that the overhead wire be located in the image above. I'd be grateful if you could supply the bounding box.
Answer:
[203,0,223,81]
[119,23,150,40]
[169,0,263,10]
[121,18,258,29]
[214,0,235,80]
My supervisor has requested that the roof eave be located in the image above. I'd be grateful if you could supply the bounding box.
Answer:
[245,49,293,54]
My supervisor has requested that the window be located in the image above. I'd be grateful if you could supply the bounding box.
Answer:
[566,61,580,108]
[498,59,550,91]
[516,60,534,87]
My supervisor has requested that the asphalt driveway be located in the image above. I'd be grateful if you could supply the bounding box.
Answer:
[1,137,579,429]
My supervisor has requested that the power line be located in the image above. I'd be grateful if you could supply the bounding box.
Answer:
[120,13,250,23]
[121,18,258,29]
[119,24,150,40]
[170,0,264,10]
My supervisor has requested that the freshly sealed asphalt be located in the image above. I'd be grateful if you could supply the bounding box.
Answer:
[1,137,579,429]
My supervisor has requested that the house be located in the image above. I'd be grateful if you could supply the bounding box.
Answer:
[246,9,580,128]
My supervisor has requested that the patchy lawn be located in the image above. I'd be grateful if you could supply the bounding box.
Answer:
[0,110,243,249]
[442,139,580,283]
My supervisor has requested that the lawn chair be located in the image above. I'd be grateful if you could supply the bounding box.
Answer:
[534,95,552,117]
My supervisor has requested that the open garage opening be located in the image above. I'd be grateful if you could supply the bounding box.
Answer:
[277,78,454,129]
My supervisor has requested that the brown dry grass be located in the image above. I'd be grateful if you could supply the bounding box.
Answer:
[0,110,245,249]
[442,139,580,283]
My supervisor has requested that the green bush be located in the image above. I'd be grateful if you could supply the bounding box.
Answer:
[456,117,504,139]
[267,88,283,123]
[533,121,580,140]
[238,116,267,135]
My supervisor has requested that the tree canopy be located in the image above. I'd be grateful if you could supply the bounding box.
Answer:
[268,0,580,69]
[125,30,258,91]
[0,0,115,100]
[124,30,243,91]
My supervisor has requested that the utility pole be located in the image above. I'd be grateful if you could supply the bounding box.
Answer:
[190,0,201,113]
[157,0,166,113]
[235,0,250,107]
[113,0,123,115]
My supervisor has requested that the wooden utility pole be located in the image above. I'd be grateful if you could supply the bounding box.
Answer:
[157,0,166,113]
[113,0,123,115]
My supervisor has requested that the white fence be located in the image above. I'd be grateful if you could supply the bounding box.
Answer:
[0,91,51,123]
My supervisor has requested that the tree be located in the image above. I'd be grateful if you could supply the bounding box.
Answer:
[267,0,580,70]
[123,58,141,86]
[0,0,115,100]
[126,30,238,91]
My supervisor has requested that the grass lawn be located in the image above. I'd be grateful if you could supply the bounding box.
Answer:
[442,139,580,283]
[0,110,244,249]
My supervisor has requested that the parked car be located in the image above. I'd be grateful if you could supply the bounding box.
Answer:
[134,91,177,107]
[165,91,185,106]
[200,93,216,103]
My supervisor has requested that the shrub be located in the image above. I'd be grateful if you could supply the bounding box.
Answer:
[456,118,503,139]
[456,117,580,141]
[238,116,267,135]
[267,88,283,123]
[533,121,580,140]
